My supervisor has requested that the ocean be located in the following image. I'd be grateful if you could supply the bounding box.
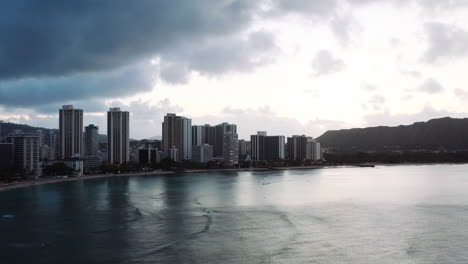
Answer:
[1,164,468,263]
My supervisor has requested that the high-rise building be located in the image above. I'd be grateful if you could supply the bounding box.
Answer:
[107,107,130,164]
[139,148,162,164]
[287,135,308,161]
[143,140,162,150]
[192,144,214,163]
[59,105,83,159]
[212,123,239,166]
[192,124,217,147]
[215,123,237,157]
[40,145,51,160]
[181,118,192,160]
[238,139,251,162]
[84,124,99,156]
[203,124,216,147]
[265,136,285,161]
[238,140,251,156]
[45,130,59,160]
[306,138,323,161]
[251,132,285,161]
[169,147,180,162]
[192,125,203,146]
[36,129,44,147]
[251,132,266,161]
[6,132,41,177]
[223,133,239,166]
[162,114,192,161]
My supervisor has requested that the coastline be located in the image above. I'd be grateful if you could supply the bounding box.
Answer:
[0,171,178,193]
[0,167,315,192]
[0,168,271,192]
[1,163,466,193]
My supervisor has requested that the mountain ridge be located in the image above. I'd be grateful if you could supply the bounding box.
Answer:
[317,117,468,151]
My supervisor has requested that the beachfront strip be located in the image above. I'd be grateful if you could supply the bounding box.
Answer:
[0,107,324,180]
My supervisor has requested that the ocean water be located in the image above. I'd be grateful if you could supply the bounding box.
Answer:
[1,164,468,263]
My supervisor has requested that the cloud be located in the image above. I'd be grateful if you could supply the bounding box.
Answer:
[364,105,467,128]
[423,22,468,63]
[366,95,386,111]
[401,70,422,78]
[419,78,444,94]
[311,50,345,76]
[417,0,468,12]
[0,0,283,110]
[0,0,260,80]
[361,83,378,91]
[0,98,183,139]
[106,98,183,139]
[268,0,337,17]
[191,106,351,139]
[330,14,359,47]
[454,88,468,101]
[0,62,156,108]
[159,30,278,83]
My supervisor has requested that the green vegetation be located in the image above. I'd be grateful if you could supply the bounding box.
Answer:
[42,162,74,176]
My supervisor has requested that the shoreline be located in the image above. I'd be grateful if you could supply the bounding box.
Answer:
[0,168,273,192]
[1,163,467,193]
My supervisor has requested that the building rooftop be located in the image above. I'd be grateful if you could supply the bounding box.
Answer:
[62,105,74,109]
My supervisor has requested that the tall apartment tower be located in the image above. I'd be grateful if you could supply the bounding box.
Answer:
[238,139,251,156]
[46,130,59,160]
[214,123,238,166]
[265,136,285,161]
[251,132,285,161]
[59,105,83,159]
[192,125,203,146]
[306,138,323,161]
[162,114,192,161]
[203,124,216,147]
[6,132,41,177]
[251,132,266,161]
[223,133,239,166]
[214,123,237,157]
[107,108,130,164]
[85,124,99,156]
[181,118,192,160]
[287,135,308,161]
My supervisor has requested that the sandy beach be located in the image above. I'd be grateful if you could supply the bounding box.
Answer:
[0,171,177,193]
[0,167,280,192]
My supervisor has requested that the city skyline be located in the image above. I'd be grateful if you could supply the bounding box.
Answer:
[1,1,468,140]
[2,2,468,263]
[1,106,334,141]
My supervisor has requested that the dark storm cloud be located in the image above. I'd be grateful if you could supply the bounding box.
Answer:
[159,30,278,83]
[0,63,155,108]
[0,0,257,80]
[0,0,282,108]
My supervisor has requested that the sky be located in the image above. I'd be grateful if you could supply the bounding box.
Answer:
[1,0,468,140]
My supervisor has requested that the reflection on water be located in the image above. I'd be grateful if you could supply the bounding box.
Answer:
[1,164,468,263]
